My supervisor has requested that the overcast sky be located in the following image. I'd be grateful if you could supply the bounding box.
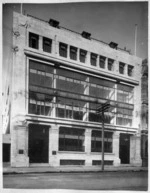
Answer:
[3,2,148,60]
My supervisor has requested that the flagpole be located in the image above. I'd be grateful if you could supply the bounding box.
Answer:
[134,24,138,56]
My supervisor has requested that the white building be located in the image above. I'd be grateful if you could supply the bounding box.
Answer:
[3,12,142,167]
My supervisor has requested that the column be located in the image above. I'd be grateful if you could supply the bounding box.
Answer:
[39,35,43,51]
[105,58,108,70]
[49,125,59,166]
[83,77,89,121]
[86,51,91,66]
[113,131,120,166]
[130,135,142,166]
[77,48,80,62]
[84,129,92,166]
[67,45,70,59]
[97,55,100,68]
[11,124,29,167]
[52,69,56,118]
[124,64,128,76]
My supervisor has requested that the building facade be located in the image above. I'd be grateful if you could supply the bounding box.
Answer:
[3,12,143,167]
[141,59,148,167]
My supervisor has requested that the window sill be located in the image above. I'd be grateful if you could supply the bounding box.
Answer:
[91,152,114,155]
[58,151,86,154]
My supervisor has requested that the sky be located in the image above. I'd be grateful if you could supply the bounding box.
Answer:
[3,1,148,59]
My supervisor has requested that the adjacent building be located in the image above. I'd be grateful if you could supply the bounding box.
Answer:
[141,59,148,167]
[3,12,143,167]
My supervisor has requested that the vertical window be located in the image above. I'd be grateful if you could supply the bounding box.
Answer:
[80,49,87,63]
[91,53,97,66]
[70,46,77,60]
[59,127,85,152]
[43,37,52,53]
[119,62,125,74]
[59,43,67,57]
[108,58,114,71]
[99,56,106,68]
[29,32,39,49]
[128,65,134,77]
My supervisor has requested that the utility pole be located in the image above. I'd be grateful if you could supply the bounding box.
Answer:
[101,110,104,171]
[96,101,110,171]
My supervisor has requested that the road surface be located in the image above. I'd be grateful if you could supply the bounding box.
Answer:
[3,171,148,190]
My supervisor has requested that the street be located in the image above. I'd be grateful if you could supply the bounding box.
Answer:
[3,171,148,190]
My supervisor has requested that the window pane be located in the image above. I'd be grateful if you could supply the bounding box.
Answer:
[43,37,52,53]
[59,43,67,57]
[59,127,85,152]
[29,32,39,49]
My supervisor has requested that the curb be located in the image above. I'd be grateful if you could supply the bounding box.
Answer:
[3,169,148,175]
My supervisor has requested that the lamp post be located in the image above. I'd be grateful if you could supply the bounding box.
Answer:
[96,101,110,171]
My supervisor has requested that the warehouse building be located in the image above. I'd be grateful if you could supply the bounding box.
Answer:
[3,12,142,167]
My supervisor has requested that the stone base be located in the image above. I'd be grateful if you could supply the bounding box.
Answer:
[130,158,142,166]
[11,155,29,167]
[113,157,121,166]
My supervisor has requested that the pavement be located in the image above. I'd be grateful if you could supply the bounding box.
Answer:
[2,163,148,175]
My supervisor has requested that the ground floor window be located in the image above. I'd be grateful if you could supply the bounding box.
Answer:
[91,130,113,153]
[59,127,85,152]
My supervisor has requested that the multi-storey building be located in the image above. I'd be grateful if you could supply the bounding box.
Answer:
[3,12,142,167]
[141,59,148,167]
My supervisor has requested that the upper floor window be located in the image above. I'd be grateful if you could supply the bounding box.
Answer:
[59,43,67,57]
[43,37,52,53]
[99,56,106,69]
[108,58,114,71]
[119,62,125,74]
[91,53,97,66]
[80,49,87,63]
[128,65,134,77]
[29,32,39,49]
[70,46,77,60]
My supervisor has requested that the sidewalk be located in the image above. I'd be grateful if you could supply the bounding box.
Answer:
[2,163,148,175]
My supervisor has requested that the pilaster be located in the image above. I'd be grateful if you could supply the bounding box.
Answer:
[113,131,120,166]
[49,125,59,166]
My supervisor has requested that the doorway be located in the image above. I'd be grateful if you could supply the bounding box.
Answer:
[119,133,130,164]
[28,124,49,163]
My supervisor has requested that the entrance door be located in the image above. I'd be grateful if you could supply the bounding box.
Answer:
[29,124,49,163]
[119,133,130,164]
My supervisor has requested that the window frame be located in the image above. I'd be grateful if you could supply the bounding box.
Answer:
[91,53,97,66]
[29,32,39,49]
[79,49,87,63]
[108,58,114,71]
[119,62,125,74]
[59,42,68,58]
[43,37,52,53]
[70,46,77,60]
